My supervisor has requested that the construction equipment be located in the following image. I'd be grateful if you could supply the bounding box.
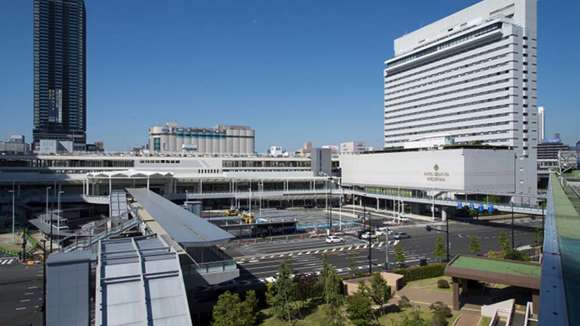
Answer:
[241,212,255,224]
[224,209,239,217]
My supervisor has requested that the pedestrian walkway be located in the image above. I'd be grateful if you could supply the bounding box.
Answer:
[454,310,481,326]
[0,257,18,265]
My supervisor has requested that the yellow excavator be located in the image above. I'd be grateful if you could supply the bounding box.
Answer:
[224,209,239,217]
[241,212,255,224]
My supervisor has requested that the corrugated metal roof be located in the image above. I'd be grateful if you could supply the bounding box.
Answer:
[95,235,192,326]
[47,251,92,326]
[127,188,234,246]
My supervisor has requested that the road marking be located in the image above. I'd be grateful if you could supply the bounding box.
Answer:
[297,252,302,256]
[339,247,344,251]
[278,254,285,258]
[19,299,31,303]
[378,242,384,247]
[15,307,26,311]
[331,248,337,252]
[306,251,311,255]
[348,246,353,250]
[371,244,376,248]
[24,292,34,296]
[314,250,320,254]
[363,245,368,249]
[337,268,344,272]
[269,255,275,259]
[288,253,293,257]
[27,286,38,290]
[249,259,259,263]
[322,249,328,253]
[357,266,364,269]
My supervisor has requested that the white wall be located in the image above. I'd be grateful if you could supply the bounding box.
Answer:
[339,149,514,193]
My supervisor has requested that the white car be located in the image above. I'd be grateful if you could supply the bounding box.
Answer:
[360,232,378,240]
[325,235,344,244]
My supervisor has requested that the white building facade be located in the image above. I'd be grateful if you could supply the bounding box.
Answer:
[340,141,368,154]
[149,123,255,155]
[383,0,538,197]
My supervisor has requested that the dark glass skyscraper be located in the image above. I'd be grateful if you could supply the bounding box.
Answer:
[33,0,86,150]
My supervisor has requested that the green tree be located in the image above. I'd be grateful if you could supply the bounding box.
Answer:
[241,290,258,325]
[498,232,510,253]
[368,272,391,309]
[212,291,256,326]
[267,260,297,322]
[433,235,446,262]
[322,262,345,326]
[468,235,481,255]
[394,244,406,267]
[346,292,377,326]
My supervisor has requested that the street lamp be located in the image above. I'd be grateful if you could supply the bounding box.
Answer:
[9,188,15,243]
[57,190,64,244]
[425,216,450,262]
[45,186,52,252]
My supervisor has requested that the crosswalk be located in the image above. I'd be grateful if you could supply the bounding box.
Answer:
[0,257,17,265]
[235,240,400,264]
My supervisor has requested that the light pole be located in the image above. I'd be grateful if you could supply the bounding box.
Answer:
[45,186,52,252]
[57,189,64,244]
[426,217,450,262]
[384,231,389,271]
[9,188,15,242]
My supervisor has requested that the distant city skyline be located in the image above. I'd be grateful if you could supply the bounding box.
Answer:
[0,0,579,151]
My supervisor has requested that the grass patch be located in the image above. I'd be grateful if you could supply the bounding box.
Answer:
[479,316,491,326]
[378,306,459,325]
[259,303,459,326]
[404,276,453,292]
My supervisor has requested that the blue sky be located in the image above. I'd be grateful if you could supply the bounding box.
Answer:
[0,0,578,151]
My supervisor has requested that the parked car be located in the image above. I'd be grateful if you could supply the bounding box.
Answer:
[326,235,344,243]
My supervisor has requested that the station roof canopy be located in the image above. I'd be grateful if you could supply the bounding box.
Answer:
[86,169,173,179]
[127,188,234,246]
[445,255,541,290]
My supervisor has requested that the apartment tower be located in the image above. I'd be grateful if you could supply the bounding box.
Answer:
[383,0,538,197]
[33,0,87,150]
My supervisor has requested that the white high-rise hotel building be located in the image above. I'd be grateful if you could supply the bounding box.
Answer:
[383,0,538,197]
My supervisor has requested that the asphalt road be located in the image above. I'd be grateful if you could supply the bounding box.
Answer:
[0,262,44,326]
[225,219,541,285]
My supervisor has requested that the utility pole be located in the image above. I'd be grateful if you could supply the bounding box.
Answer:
[9,187,15,242]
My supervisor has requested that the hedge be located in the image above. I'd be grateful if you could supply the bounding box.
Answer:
[393,263,446,283]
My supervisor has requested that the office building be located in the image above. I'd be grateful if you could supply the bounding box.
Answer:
[538,106,545,142]
[339,141,368,154]
[383,0,538,197]
[148,123,255,155]
[33,0,87,150]
[0,135,29,154]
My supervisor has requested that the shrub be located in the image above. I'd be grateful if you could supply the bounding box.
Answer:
[393,263,446,283]
[437,279,450,289]
[398,295,412,309]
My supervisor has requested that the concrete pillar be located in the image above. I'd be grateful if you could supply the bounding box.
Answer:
[108,177,112,196]
[146,177,150,190]
[452,280,460,311]
[376,198,379,210]
[441,208,448,221]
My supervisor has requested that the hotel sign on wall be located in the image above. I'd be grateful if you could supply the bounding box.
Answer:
[424,164,450,182]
